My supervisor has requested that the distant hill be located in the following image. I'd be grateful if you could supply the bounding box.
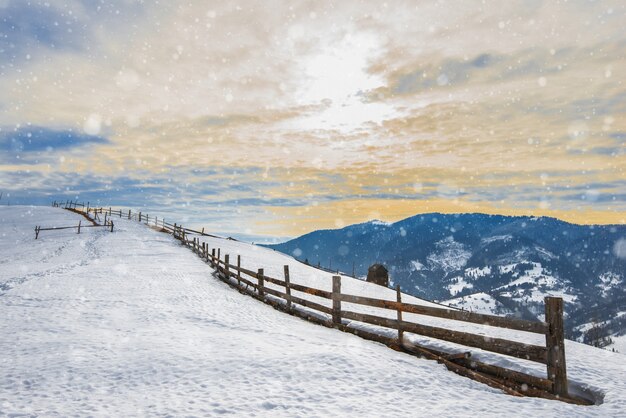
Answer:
[266,213,626,347]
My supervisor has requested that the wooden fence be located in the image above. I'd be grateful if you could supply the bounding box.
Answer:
[35,221,113,239]
[37,204,114,238]
[57,202,589,405]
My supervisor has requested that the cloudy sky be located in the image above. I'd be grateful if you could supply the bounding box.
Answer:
[0,0,624,239]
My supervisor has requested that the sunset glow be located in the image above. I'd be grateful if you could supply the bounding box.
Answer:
[1,1,624,238]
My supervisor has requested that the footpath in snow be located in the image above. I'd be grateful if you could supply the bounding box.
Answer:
[1,206,625,417]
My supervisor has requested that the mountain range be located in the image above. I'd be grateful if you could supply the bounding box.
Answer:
[266,213,626,349]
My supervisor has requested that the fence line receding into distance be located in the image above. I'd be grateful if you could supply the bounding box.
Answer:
[49,200,589,405]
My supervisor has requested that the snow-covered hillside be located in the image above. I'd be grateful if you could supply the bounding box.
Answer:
[444,292,508,315]
[1,206,626,416]
[267,213,626,347]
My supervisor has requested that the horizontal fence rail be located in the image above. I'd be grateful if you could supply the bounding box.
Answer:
[35,218,114,239]
[53,201,585,404]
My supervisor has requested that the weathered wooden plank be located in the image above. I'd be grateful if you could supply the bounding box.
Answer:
[257,268,265,298]
[284,265,292,311]
[289,294,333,315]
[332,276,341,325]
[341,310,548,363]
[215,263,225,275]
[513,384,591,405]
[396,285,404,343]
[453,356,553,392]
[444,352,471,361]
[545,297,568,396]
[37,225,79,231]
[234,274,257,290]
[237,265,258,278]
[262,274,287,287]
[288,282,332,299]
[339,293,547,334]
[262,285,288,301]
[237,255,241,286]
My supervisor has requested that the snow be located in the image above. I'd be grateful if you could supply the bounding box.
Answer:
[2,206,626,416]
[534,246,558,260]
[494,263,577,304]
[466,266,492,278]
[606,334,626,354]
[499,263,519,274]
[496,263,554,288]
[597,272,623,296]
[443,293,503,315]
[481,235,512,244]
[410,260,426,271]
[426,236,472,273]
[447,276,474,296]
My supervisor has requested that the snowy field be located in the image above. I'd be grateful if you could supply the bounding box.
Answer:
[607,334,626,354]
[1,206,626,417]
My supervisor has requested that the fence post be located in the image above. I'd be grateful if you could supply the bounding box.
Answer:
[110,221,114,232]
[237,255,241,286]
[139,212,141,222]
[225,254,230,279]
[35,226,40,239]
[128,210,131,220]
[217,248,221,266]
[332,275,341,325]
[284,265,292,311]
[545,297,568,397]
[257,268,265,298]
[396,285,404,345]
[77,220,81,234]
[211,249,215,266]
